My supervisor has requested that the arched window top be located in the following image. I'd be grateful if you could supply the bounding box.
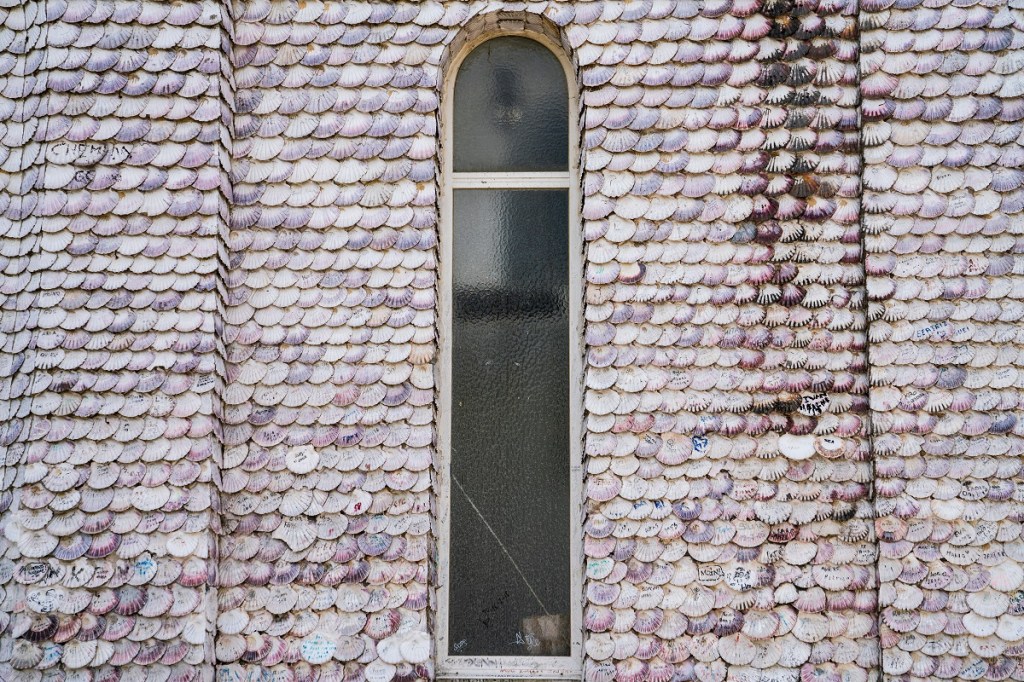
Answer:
[453,36,569,173]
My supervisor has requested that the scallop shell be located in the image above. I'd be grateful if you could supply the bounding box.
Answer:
[718,634,757,665]
[743,611,781,640]
[779,434,816,460]
[965,591,1009,619]
[677,586,715,618]
[61,639,97,669]
[11,640,45,670]
[990,563,1024,592]
[398,631,430,664]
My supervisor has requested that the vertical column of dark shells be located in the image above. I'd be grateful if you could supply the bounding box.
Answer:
[0,0,51,677]
[575,0,876,681]
[861,0,1024,678]
[221,2,435,680]
[3,0,227,678]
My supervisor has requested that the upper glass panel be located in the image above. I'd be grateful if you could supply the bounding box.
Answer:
[454,36,569,173]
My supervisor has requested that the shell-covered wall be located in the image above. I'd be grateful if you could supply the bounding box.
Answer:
[861,0,1024,678]
[572,0,877,681]
[222,0,875,681]
[0,1,1021,682]
[2,0,53,671]
[219,0,437,680]
[2,0,230,679]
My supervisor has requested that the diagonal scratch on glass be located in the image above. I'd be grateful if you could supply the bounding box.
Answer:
[451,473,550,616]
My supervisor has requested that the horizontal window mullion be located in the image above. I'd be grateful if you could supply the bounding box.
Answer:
[451,172,571,189]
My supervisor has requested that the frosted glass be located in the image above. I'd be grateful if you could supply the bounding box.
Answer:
[449,189,570,657]
[454,36,568,172]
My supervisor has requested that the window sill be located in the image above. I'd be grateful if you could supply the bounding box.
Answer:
[438,656,581,680]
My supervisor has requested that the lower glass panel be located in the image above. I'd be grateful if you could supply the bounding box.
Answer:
[449,189,570,657]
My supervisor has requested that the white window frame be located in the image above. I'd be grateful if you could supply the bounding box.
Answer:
[436,30,584,681]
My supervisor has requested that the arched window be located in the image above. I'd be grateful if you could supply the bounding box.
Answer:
[437,33,582,678]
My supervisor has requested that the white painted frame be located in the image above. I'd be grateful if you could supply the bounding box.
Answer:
[436,30,584,681]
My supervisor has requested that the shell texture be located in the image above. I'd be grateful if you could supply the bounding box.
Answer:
[576,0,877,679]
[1,0,1022,682]
[863,0,1024,678]
[220,2,437,682]
[221,0,878,678]
[0,1,226,681]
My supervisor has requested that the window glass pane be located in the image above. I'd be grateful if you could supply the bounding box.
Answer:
[450,189,570,657]
[454,37,568,173]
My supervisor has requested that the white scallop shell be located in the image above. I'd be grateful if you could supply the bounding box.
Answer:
[778,434,815,460]
[399,631,430,664]
[286,445,319,474]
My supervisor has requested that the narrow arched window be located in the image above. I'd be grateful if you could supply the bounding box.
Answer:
[438,34,582,678]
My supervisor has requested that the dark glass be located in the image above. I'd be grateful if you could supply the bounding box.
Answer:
[454,36,568,172]
[450,189,570,657]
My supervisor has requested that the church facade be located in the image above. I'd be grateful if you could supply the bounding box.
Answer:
[2,1,1023,682]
